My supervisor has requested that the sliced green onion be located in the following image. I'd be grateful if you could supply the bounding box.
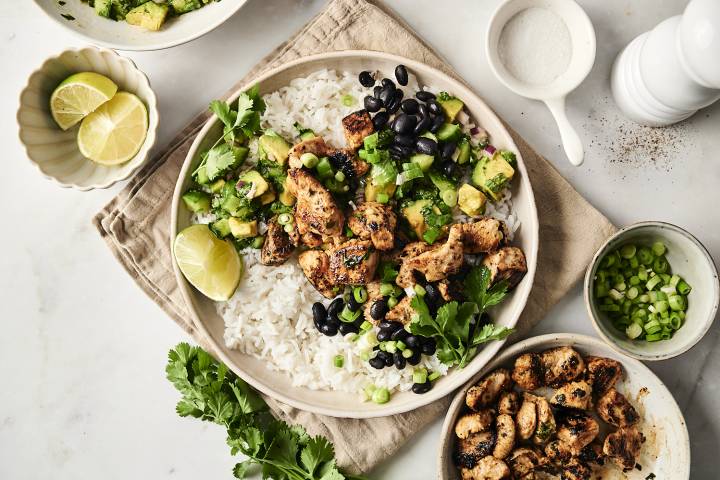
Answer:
[278,213,293,225]
[600,304,621,313]
[380,283,395,297]
[620,244,636,259]
[360,320,373,331]
[354,286,368,304]
[626,287,639,300]
[670,313,683,330]
[428,371,441,382]
[677,280,692,295]
[340,306,361,323]
[660,285,677,295]
[628,275,640,286]
[646,275,663,291]
[668,294,686,311]
[251,236,265,249]
[283,223,295,234]
[638,268,648,281]
[316,157,334,179]
[654,300,669,313]
[402,348,413,358]
[608,289,624,301]
[652,241,666,256]
[595,283,609,298]
[376,192,389,204]
[371,387,390,404]
[637,247,654,265]
[614,282,627,292]
[670,274,681,287]
[300,152,319,169]
[341,94,356,106]
[333,355,344,368]
[387,297,398,308]
[629,257,640,269]
[653,256,669,274]
[414,284,426,297]
[412,368,428,384]
[645,333,663,342]
[385,341,397,353]
[396,341,406,351]
[335,170,346,182]
[626,323,643,339]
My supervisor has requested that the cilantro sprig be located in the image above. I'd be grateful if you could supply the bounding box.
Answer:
[166,343,365,480]
[409,266,514,367]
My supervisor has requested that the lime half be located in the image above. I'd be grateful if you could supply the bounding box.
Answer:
[77,91,148,165]
[174,224,243,301]
[50,72,118,130]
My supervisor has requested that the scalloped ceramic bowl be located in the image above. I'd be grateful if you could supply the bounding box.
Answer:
[33,0,248,51]
[17,47,158,190]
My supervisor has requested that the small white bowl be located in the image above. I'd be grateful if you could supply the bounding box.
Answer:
[17,47,159,190]
[584,221,719,361]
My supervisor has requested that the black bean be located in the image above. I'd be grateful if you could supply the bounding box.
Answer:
[421,337,437,355]
[394,65,409,86]
[369,356,386,369]
[339,322,359,335]
[373,85,383,99]
[370,299,389,320]
[391,328,409,342]
[379,85,395,105]
[405,335,421,348]
[418,103,428,117]
[386,90,403,114]
[320,323,338,336]
[377,329,392,342]
[326,313,340,327]
[393,352,407,369]
[384,353,394,367]
[393,134,415,148]
[416,91,436,102]
[312,302,327,325]
[377,351,391,362]
[429,114,445,133]
[359,71,375,87]
[407,350,422,365]
[400,98,419,114]
[415,137,438,155]
[379,320,403,332]
[414,116,431,135]
[328,297,344,318]
[313,316,323,332]
[425,284,441,304]
[412,381,432,394]
[364,95,382,113]
[441,160,459,178]
[372,112,390,129]
[391,114,417,135]
[428,100,443,116]
[347,295,360,312]
[441,141,457,161]
[381,78,396,89]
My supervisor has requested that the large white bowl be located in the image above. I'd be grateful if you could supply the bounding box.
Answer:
[170,51,539,418]
[17,47,159,190]
[438,334,691,479]
[33,0,248,51]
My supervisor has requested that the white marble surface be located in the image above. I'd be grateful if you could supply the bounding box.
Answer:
[1,0,719,478]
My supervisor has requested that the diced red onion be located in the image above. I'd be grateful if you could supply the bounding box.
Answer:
[483,145,496,156]
[470,127,481,136]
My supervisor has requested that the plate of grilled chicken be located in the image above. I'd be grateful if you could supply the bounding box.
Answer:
[438,333,690,479]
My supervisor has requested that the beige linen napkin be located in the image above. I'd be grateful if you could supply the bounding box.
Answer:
[93,0,616,473]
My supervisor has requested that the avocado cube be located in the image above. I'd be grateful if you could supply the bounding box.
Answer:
[209,178,226,193]
[365,182,397,203]
[439,98,464,122]
[471,153,515,201]
[239,170,269,199]
[228,218,258,239]
[428,172,458,207]
[194,163,210,185]
[259,134,291,165]
[279,178,296,206]
[94,0,112,17]
[409,153,434,172]
[457,138,471,164]
[259,189,276,205]
[181,190,211,213]
[436,123,461,142]
[125,2,169,31]
[210,218,232,238]
[171,0,203,14]
[458,184,487,217]
[402,199,431,239]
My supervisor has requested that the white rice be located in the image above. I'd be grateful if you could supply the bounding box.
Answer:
[195,69,516,396]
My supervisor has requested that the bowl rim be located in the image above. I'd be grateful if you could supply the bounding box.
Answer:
[169,49,540,418]
[583,220,719,361]
[31,0,249,51]
[16,46,159,191]
[436,332,691,479]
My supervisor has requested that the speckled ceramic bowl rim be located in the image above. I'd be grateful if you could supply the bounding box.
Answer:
[170,50,540,418]
[31,0,248,51]
[16,46,159,191]
[436,333,691,479]
[583,221,719,361]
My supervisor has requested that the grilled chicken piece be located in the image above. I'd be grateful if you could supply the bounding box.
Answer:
[456,431,497,468]
[603,425,644,472]
[585,356,623,396]
[466,369,514,411]
[460,456,511,480]
[288,136,331,169]
[578,442,605,466]
[493,414,516,460]
[385,296,414,325]
[550,380,593,410]
[541,346,585,388]
[596,388,639,427]
[482,247,527,289]
[512,352,544,390]
[287,169,345,241]
[300,231,323,248]
[533,396,556,445]
[327,239,378,285]
[363,281,383,325]
[516,394,538,441]
[556,412,599,455]
[455,409,496,439]
[498,391,520,416]
[260,218,295,266]
[396,225,464,288]
[347,202,397,250]
[545,440,604,467]
[342,110,374,150]
[298,250,337,298]
[437,278,461,302]
[560,459,592,480]
[457,218,508,254]
[507,448,548,479]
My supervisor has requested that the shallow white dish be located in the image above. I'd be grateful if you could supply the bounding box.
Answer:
[585,221,719,361]
[438,333,691,479]
[33,0,248,51]
[170,50,539,418]
[17,46,159,190]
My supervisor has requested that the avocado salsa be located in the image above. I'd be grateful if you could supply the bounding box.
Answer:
[80,0,219,31]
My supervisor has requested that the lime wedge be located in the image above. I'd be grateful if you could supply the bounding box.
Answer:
[174,225,243,301]
[77,91,148,165]
[50,72,118,130]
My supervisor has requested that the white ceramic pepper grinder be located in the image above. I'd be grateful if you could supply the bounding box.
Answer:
[611,0,720,126]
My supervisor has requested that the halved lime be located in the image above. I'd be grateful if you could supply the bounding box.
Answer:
[50,72,118,130]
[174,225,243,301]
[77,91,148,165]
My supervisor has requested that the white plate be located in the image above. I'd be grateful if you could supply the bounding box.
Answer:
[438,333,690,479]
[170,50,539,418]
[33,0,248,51]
